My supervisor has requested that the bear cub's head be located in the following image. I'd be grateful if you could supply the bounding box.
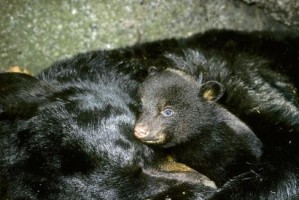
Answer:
[134,67,224,147]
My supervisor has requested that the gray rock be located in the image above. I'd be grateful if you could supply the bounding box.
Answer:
[0,0,297,74]
[243,0,299,27]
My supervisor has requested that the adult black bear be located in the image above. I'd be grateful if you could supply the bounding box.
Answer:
[44,29,299,199]
[134,68,263,186]
[1,29,299,199]
[0,71,216,200]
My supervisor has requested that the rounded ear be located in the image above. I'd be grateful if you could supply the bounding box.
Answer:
[148,66,158,76]
[199,81,224,102]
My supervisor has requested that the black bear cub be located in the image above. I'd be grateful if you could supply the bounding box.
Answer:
[134,68,263,185]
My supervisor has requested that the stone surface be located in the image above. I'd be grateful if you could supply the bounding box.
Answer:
[0,0,297,74]
[243,0,299,27]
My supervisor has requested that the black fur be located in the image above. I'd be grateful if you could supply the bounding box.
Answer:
[0,72,215,199]
[1,29,299,199]
[135,68,263,186]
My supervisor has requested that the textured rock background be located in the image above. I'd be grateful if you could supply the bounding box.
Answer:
[243,0,299,27]
[1,0,298,74]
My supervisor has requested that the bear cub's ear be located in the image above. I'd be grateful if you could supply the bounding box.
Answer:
[199,81,224,102]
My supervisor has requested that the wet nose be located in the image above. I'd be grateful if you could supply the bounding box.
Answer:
[134,124,149,139]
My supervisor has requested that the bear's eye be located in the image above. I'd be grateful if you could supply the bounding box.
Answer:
[162,108,173,117]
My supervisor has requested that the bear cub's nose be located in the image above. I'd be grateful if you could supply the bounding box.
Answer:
[134,124,149,139]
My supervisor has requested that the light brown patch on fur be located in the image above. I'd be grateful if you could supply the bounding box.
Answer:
[159,155,217,188]
[6,66,32,75]
[160,155,194,172]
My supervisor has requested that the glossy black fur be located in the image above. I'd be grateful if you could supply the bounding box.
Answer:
[1,29,299,199]
[136,68,263,186]
[0,72,215,200]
